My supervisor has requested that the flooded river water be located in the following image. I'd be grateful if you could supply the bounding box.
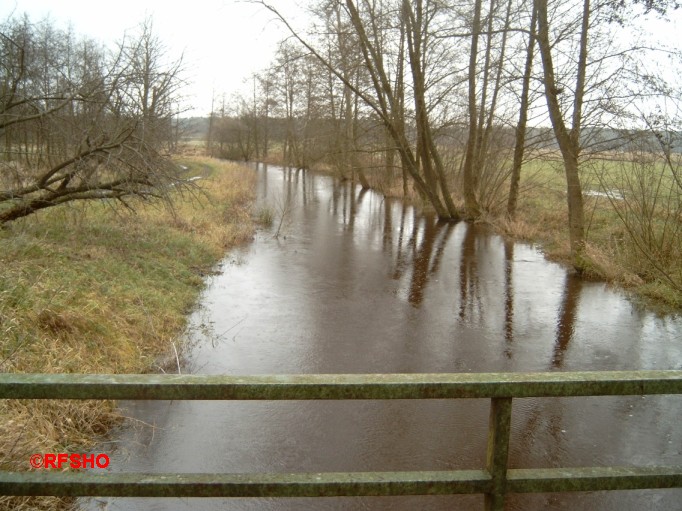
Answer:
[89,164,682,510]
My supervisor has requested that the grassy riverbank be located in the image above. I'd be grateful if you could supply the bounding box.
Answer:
[0,157,256,510]
[483,157,682,311]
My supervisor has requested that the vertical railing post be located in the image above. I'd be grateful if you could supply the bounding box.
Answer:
[484,397,513,511]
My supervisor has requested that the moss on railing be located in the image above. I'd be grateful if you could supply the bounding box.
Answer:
[2,371,681,510]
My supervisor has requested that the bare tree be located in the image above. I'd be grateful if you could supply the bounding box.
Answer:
[258,0,460,220]
[533,0,680,272]
[596,108,682,291]
[534,0,589,270]
[402,0,459,217]
[507,1,537,218]
[0,15,186,225]
[462,0,484,218]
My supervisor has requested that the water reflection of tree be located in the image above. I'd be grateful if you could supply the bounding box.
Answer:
[389,208,455,307]
[329,179,368,229]
[257,162,269,200]
[382,196,394,252]
[455,230,515,355]
[458,223,483,320]
[552,274,582,368]
[504,240,514,358]
[390,207,417,281]
[293,167,306,206]
[408,215,455,306]
[342,180,355,227]
[511,272,583,481]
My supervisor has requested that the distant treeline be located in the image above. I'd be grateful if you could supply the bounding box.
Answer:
[182,116,681,158]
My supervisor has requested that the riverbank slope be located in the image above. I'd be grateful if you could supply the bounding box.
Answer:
[0,157,256,510]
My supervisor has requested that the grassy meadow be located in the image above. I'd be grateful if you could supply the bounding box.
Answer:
[0,157,256,510]
[487,154,682,309]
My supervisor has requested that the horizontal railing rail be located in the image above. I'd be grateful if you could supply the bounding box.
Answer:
[1,370,681,510]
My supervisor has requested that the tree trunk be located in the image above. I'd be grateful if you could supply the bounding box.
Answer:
[535,0,587,272]
[404,0,458,220]
[462,0,483,218]
[507,5,537,218]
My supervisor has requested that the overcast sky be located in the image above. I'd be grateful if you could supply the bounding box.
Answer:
[3,1,680,118]
[3,0,303,116]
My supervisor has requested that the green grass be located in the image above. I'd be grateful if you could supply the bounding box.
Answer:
[488,153,682,309]
[0,157,256,510]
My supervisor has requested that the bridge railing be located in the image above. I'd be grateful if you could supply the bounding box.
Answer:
[1,370,682,510]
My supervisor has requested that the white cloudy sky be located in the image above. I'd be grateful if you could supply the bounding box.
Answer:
[2,0,303,116]
[3,1,680,118]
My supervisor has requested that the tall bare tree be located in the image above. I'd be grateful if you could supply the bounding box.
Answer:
[259,0,460,220]
[507,2,537,218]
[532,0,679,271]
[534,0,589,270]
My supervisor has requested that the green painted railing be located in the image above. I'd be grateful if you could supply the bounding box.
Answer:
[1,371,682,510]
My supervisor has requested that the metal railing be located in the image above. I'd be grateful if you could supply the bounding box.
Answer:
[1,370,682,510]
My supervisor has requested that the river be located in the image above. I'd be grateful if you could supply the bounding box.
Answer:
[87,163,682,510]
